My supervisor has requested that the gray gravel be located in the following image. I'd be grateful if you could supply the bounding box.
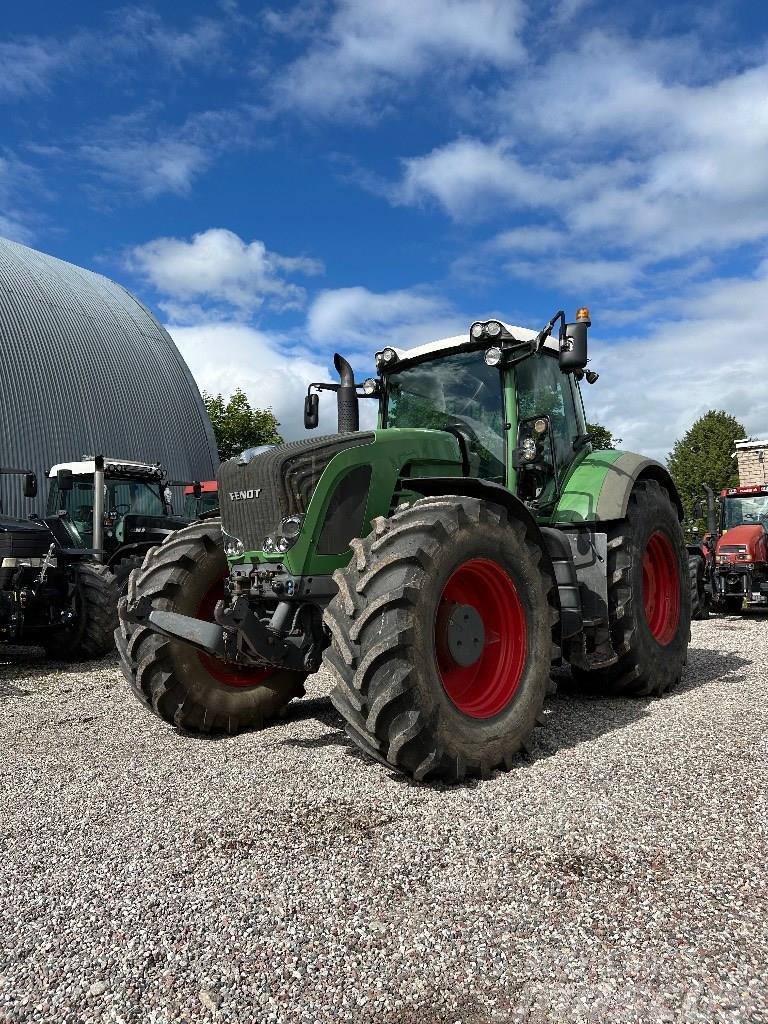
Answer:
[1,615,767,1024]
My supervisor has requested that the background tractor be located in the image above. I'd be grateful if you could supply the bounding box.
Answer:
[117,309,691,782]
[47,456,199,591]
[689,484,768,614]
[184,480,219,519]
[0,466,117,658]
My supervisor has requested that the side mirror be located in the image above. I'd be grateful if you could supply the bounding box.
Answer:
[57,468,74,492]
[559,320,588,372]
[304,392,319,430]
[193,481,202,499]
[24,472,38,499]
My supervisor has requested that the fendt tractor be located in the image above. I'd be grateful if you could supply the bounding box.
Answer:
[0,466,117,658]
[47,457,197,591]
[118,309,691,782]
[690,483,768,614]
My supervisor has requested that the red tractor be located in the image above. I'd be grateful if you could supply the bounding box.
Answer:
[714,484,768,612]
[690,484,768,614]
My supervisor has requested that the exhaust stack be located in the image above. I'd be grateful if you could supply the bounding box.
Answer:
[334,353,359,433]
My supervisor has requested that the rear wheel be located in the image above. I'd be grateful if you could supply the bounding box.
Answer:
[116,519,306,733]
[689,554,710,620]
[323,496,558,782]
[571,479,690,696]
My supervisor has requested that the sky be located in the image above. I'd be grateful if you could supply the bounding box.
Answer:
[2,0,768,461]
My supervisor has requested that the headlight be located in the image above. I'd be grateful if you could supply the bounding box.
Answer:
[375,347,397,369]
[263,535,277,553]
[484,346,503,366]
[223,531,244,557]
[361,377,379,396]
[485,320,502,337]
[470,322,485,339]
[519,438,538,462]
[280,515,304,540]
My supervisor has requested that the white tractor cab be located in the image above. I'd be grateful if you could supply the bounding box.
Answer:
[47,456,202,590]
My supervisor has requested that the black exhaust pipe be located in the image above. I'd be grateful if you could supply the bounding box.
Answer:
[334,353,359,433]
[703,485,718,537]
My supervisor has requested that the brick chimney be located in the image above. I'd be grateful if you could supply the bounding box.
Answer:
[734,439,768,486]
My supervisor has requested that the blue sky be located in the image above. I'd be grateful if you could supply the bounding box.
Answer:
[2,0,767,459]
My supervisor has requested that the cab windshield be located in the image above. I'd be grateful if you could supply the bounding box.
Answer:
[384,349,505,482]
[722,493,768,530]
[47,477,166,544]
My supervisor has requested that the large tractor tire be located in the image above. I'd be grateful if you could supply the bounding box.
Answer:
[572,479,690,696]
[43,562,119,660]
[116,519,307,734]
[689,554,710,620]
[323,496,558,783]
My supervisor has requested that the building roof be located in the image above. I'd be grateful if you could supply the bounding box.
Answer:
[0,236,218,516]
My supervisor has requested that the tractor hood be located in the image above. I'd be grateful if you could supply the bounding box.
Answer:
[716,525,768,562]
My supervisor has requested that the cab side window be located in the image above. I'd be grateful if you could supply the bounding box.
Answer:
[516,351,580,497]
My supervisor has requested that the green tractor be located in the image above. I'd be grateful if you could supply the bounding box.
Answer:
[117,309,690,782]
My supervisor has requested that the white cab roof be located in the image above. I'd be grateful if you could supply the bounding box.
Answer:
[392,323,559,363]
[48,457,159,478]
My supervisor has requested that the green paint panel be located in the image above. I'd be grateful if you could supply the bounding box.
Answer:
[228,428,462,574]
[553,448,625,523]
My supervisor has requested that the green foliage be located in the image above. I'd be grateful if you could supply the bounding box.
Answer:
[667,410,746,522]
[202,389,283,462]
[586,421,622,451]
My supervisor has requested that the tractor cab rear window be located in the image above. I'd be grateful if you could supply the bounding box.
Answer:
[385,350,505,482]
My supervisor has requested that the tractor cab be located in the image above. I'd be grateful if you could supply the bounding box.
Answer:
[714,485,768,608]
[47,459,172,547]
[376,316,594,512]
[184,480,219,519]
[46,457,192,590]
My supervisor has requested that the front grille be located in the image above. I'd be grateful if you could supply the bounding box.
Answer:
[217,433,374,551]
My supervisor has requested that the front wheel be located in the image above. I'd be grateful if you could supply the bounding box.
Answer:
[116,519,307,734]
[689,554,710,621]
[323,496,558,782]
[571,479,690,696]
[43,561,119,660]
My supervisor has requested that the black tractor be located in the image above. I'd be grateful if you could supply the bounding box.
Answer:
[0,466,117,658]
[46,456,200,592]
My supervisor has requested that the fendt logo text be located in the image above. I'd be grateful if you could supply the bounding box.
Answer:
[229,489,262,501]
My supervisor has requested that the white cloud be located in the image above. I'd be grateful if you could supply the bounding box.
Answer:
[274,0,525,117]
[585,268,768,461]
[0,13,228,102]
[128,228,323,316]
[388,36,768,274]
[307,285,464,357]
[166,322,350,440]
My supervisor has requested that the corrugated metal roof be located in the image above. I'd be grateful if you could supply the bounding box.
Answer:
[0,236,219,518]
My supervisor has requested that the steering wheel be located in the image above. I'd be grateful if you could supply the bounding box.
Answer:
[111,504,131,516]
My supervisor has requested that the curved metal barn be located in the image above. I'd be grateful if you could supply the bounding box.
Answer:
[0,236,218,517]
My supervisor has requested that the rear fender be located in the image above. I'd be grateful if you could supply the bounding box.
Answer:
[555,450,684,524]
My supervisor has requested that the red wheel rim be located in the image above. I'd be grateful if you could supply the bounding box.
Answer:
[435,557,527,719]
[642,531,680,646]
[195,578,276,689]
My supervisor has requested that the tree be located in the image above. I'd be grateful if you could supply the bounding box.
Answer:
[202,389,283,462]
[667,410,746,521]
[586,421,622,451]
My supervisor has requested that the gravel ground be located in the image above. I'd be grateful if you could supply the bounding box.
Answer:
[1,615,766,1024]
